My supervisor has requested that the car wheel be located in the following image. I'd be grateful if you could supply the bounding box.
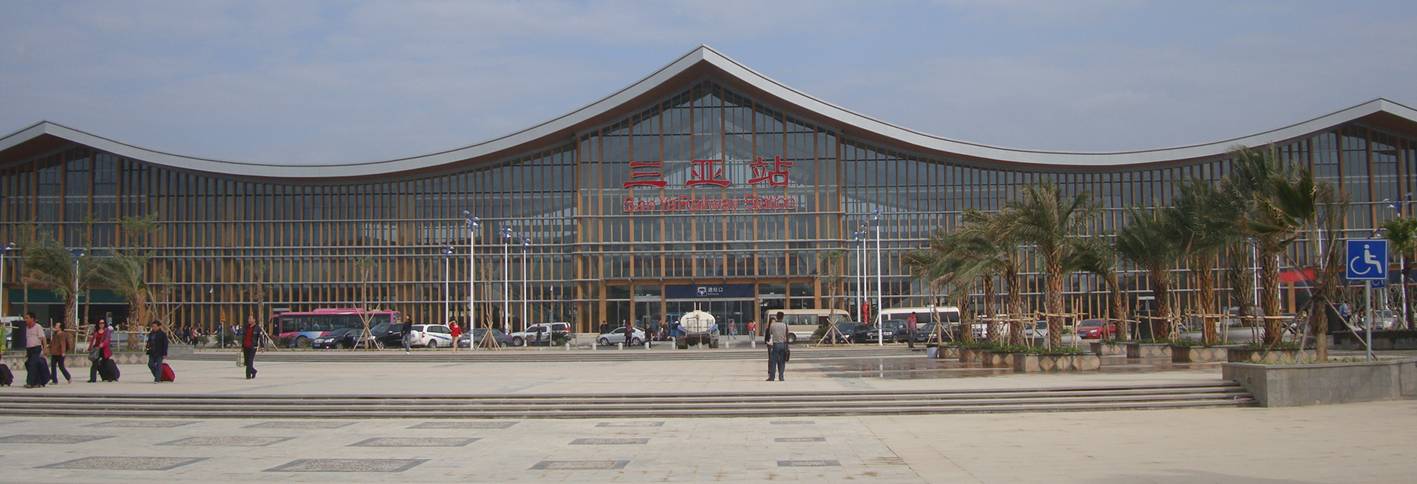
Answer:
[631,338,642,346]
[426,340,438,349]
[787,333,797,344]
[296,336,311,349]
[598,337,610,346]
[511,337,524,347]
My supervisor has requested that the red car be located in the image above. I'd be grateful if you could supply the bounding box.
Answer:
[1077,319,1116,339]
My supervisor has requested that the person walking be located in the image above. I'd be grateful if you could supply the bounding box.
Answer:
[401,319,413,353]
[765,311,788,382]
[242,315,259,380]
[145,321,168,383]
[47,321,73,384]
[449,320,462,351]
[22,313,49,388]
[87,322,112,383]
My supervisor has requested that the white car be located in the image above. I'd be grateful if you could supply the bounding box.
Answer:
[410,324,454,349]
[596,327,647,346]
[508,322,572,346]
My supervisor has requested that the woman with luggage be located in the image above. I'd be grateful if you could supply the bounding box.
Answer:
[47,321,73,384]
[88,322,113,383]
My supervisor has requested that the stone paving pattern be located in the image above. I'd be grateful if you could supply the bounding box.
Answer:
[0,402,1413,482]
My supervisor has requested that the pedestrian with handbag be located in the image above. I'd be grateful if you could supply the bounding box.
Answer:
[47,321,73,384]
[765,311,789,382]
[145,321,168,383]
[87,322,112,383]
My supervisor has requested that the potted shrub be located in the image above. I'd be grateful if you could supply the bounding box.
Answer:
[1089,339,1126,356]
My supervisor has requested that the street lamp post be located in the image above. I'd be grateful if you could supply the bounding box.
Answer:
[872,210,883,346]
[853,229,866,324]
[70,248,85,328]
[463,212,480,349]
[502,226,514,334]
[0,243,14,318]
[521,236,531,346]
[442,245,454,328]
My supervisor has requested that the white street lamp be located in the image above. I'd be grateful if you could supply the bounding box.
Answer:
[872,210,884,346]
[521,236,531,346]
[502,226,514,334]
[462,211,480,350]
[0,242,14,318]
[853,229,865,324]
[442,245,454,329]
[70,248,85,328]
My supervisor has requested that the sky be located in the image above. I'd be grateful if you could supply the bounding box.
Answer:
[2,0,1415,165]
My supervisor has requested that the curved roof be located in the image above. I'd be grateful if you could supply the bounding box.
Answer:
[2,45,1416,178]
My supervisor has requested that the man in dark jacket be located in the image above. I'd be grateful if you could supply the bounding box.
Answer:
[401,319,413,353]
[146,321,168,383]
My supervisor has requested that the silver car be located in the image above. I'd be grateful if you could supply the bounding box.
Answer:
[596,327,647,346]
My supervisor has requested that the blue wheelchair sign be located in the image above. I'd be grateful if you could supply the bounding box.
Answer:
[1346,239,1388,281]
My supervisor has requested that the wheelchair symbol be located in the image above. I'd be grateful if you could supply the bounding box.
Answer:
[1349,244,1383,276]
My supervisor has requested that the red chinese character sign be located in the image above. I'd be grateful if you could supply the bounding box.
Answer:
[624,161,667,189]
[621,156,799,214]
[748,156,793,188]
[686,159,731,188]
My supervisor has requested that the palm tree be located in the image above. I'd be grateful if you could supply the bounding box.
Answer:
[1116,209,1181,340]
[89,214,160,331]
[1167,180,1233,345]
[1008,182,1094,348]
[903,229,985,344]
[19,236,92,327]
[1304,182,1346,360]
[1381,216,1417,329]
[1227,146,1319,346]
[956,209,1026,344]
[1068,237,1129,341]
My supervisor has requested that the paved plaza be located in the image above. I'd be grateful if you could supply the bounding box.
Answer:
[0,351,1413,482]
[0,401,1413,483]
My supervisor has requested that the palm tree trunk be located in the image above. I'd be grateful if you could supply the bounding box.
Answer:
[1007,268,1024,345]
[1046,261,1064,349]
[1195,253,1218,345]
[1259,245,1283,346]
[982,277,998,343]
[1150,267,1171,340]
[956,285,974,344]
[1106,272,1127,341]
[1310,296,1328,361]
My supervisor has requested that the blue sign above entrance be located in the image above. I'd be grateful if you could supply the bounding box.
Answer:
[665,284,754,299]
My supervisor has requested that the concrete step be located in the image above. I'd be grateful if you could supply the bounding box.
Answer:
[0,399,1252,418]
[0,383,1255,418]
[176,346,914,363]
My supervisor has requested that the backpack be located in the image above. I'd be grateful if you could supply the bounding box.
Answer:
[0,363,12,386]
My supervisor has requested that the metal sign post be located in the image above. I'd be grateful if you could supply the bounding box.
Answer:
[1346,239,1388,361]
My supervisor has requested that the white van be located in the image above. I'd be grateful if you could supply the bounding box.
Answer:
[763,309,850,344]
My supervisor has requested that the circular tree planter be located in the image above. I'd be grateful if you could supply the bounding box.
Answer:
[1125,342,1172,359]
[1010,353,1102,373]
[1090,341,1126,356]
[1170,345,1231,363]
[981,350,1012,368]
[1226,347,1312,364]
[958,347,985,364]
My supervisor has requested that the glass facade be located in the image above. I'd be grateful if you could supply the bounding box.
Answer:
[2,78,1414,335]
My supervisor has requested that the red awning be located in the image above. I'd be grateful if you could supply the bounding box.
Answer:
[1279,267,1317,283]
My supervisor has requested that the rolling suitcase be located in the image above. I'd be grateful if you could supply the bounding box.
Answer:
[160,363,175,382]
[0,363,12,386]
[99,358,120,382]
[25,354,49,387]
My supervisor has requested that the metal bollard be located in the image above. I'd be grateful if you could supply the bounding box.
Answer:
[617,343,623,350]
[670,337,676,349]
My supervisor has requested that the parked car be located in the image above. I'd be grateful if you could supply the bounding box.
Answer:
[1024,321,1049,339]
[312,327,358,349]
[1361,309,1402,331]
[1077,319,1117,339]
[911,322,946,343]
[456,328,513,348]
[596,327,647,346]
[826,321,861,343]
[409,324,454,349]
[508,322,572,346]
[852,320,909,343]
